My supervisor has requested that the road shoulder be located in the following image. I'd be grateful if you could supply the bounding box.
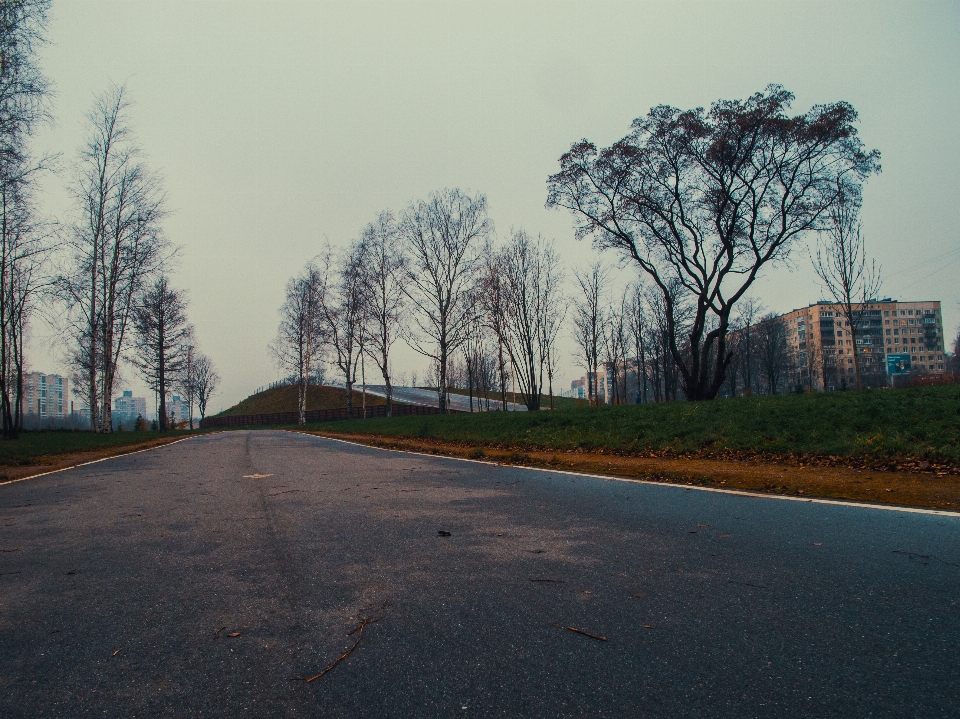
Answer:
[299,430,960,512]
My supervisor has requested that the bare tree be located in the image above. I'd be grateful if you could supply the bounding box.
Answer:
[176,339,198,429]
[539,246,566,410]
[271,262,325,425]
[643,282,685,402]
[130,276,191,432]
[602,292,629,404]
[61,85,167,432]
[460,287,484,412]
[734,297,762,396]
[359,212,405,416]
[320,243,365,411]
[0,0,53,438]
[548,85,880,400]
[400,188,490,413]
[626,283,649,403]
[194,353,219,420]
[812,186,882,391]
[755,312,790,395]
[497,230,559,411]
[571,261,606,406]
[0,161,52,437]
[479,247,511,410]
[0,1,51,168]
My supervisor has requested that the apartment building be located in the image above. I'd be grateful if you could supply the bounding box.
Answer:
[168,395,190,425]
[21,372,70,418]
[780,299,946,391]
[113,391,147,427]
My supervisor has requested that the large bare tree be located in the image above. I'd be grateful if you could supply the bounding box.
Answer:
[130,275,191,432]
[812,185,882,391]
[548,85,880,400]
[61,85,167,432]
[271,262,325,425]
[400,188,490,413]
[359,212,405,416]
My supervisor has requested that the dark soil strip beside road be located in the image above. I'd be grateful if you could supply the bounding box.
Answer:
[306,431,960,512]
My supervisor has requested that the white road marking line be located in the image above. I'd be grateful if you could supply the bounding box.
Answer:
[290,431,960,518]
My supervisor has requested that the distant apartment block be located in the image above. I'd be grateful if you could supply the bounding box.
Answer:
[168,395,190,424]
[781,299,946,391]
[113,391,147,427]
[561,298,948,401]
[21,373,70,418]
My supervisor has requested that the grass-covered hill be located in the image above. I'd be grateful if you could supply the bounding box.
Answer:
[217,385,386,417]
[318,384,960,466]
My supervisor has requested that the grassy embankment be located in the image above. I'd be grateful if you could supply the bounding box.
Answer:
[0,430,199,484]
[300,384,960,510]
[318,384,960,465]
[217,385,385,416]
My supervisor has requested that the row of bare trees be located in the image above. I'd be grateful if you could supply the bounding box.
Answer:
[0,0,55,437]
[0,2,219,435]
[272,189,569,420]
[571,263,685,405]
[56,86,220,432]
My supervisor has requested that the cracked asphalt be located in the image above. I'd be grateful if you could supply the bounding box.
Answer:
[1,430,959,718]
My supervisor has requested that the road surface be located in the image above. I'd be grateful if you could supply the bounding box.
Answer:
[2,430,958,717]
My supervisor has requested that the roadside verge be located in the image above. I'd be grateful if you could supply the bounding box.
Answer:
[299,430,960,512]
[0,435,195,485]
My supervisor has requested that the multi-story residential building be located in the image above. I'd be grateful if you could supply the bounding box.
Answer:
[21,373,70,418]
[779,299,946,391]
[113,391,147,427]
[168,395,190,425]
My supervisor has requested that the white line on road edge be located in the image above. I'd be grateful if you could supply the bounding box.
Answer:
[292,431,960,519]
[0,435,200,487]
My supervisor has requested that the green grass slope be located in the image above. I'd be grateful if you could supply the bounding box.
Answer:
[217,385,386,417]
[317,384,960,464]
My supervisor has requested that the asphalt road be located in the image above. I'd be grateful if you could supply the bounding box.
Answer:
[2,430,959,718]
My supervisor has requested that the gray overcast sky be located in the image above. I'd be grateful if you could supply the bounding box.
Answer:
[29,0,960,411]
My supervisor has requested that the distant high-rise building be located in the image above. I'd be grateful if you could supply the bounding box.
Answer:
[113,390,147,427]
[21,373,70,418]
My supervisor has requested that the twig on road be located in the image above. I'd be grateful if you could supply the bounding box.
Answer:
[305,613,383,683]
[566,626,607,641]
[529,578,564,583]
